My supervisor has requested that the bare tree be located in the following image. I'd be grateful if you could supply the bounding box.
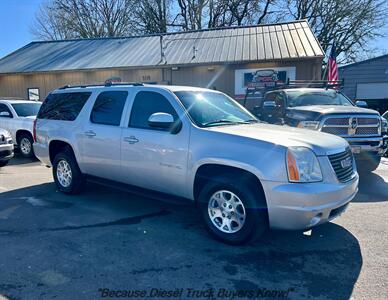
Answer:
[280,0,387,62]
[31,0,138,40]
[134,0,171,33]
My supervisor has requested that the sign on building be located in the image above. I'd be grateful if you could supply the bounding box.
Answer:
[234,67,296,99]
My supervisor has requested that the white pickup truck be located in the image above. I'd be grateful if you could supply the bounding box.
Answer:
[0,99,41,157]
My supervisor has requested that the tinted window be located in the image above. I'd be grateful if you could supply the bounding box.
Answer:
[90,91,127,126]
[287,90,353,107]
[0,104,12,117]
[38,92,91,121]
[129,91,177,129]
[11,103,41,117]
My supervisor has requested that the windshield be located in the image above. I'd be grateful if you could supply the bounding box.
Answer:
[11,102,41,117]
[287,90,353,107]
[174,91,257,127]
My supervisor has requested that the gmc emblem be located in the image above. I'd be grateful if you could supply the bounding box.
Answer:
[341,157,352,168]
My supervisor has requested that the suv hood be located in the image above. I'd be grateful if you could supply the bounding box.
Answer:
[288,105,379,115]
[207,123,349,156]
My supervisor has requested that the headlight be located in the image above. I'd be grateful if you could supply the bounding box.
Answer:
[381,117,388,134]
[297,121,320,130]
[286,147,323,182]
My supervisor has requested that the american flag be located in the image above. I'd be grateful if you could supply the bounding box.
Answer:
[328,45,339,82]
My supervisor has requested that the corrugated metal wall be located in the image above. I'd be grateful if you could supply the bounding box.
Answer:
[0,59,321,100]
[339,55,388,100]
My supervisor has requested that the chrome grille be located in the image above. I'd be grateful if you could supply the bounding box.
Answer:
[321,115,380,137]
[321,127,348,135]
[328,149,354,182]
[355,127,379,135]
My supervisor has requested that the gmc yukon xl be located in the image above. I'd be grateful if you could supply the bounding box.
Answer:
[33,83,359,244]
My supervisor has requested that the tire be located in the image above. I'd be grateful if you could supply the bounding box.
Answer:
[0,160,9,167]
[53,147,85,194]
[18,133,34,158]
[198,175,268,245]
[356,154,381,173]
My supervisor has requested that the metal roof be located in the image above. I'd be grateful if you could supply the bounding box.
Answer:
[0,20,323,74]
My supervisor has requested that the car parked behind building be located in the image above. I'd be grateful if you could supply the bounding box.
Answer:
[0,98,41,158]
[0,128,14,167]
[34,83,358,244]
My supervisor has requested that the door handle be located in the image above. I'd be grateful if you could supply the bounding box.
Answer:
[84,130,96,137]
[124,136,139,144]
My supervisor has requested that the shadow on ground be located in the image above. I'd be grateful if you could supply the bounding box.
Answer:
[0,181,362,299]
[354,170,388,202]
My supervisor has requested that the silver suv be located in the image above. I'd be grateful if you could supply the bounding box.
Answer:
[34,83,359,244]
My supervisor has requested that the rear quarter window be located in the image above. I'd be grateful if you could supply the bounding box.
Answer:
[37,92,92,121]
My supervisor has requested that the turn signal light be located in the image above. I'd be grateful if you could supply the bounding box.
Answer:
[287,151,300,181]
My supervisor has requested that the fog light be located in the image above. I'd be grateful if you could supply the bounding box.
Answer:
[309,213,323,227]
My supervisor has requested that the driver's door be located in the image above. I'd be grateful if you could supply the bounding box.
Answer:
[120,90,190,197]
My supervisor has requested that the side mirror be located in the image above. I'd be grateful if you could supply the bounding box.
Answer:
[355,100,368,108]
[0,111,11,117]
[148,112,174,129]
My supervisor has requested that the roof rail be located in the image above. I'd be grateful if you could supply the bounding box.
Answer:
[58,82,144,90]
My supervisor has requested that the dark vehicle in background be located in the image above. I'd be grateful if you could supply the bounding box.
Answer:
[254,83,386,172]
[382,111,388,157]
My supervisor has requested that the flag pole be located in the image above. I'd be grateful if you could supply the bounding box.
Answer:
[322,42,334,80]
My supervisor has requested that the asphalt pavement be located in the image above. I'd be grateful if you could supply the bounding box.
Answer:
[0,156,387,300]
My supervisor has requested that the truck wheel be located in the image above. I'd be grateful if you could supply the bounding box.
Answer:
[18,133,34,158]
[198,176,268,245]
[0,160,9,167]
[357,155,381,173]
[53,147,85,194]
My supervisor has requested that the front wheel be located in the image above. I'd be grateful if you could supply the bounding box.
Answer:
[18,133,34,158]
[198,176,268,245]
[356,154,381,172]
[0,160,9,167]
[53,147,85,194]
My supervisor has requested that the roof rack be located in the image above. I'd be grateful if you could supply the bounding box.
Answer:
[280,79,344,89]
[58,82,144,90]
[242,79,344,108]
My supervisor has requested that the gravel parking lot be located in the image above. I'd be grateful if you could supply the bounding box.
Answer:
[0,155,387,300]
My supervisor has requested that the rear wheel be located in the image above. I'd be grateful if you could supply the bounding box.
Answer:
[53,147,85,194]
[198,175,268,245]
[18,133,34,158]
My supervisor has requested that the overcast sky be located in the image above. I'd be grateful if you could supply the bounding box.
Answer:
[0,0,387,61]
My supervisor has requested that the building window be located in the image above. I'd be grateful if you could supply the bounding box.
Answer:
[27,88,40,101]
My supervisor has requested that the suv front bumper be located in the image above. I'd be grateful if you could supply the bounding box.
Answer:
[261,174,358,230]
[0,144,14,162]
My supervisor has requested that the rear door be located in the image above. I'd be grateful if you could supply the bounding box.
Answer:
[79,90,128,180]
[120,89,190,197]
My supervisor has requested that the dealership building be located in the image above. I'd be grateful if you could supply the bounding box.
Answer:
[0,20,323,104]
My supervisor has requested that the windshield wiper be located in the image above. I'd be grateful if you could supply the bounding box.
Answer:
[204,119,249,127]
[203,119,258,127]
